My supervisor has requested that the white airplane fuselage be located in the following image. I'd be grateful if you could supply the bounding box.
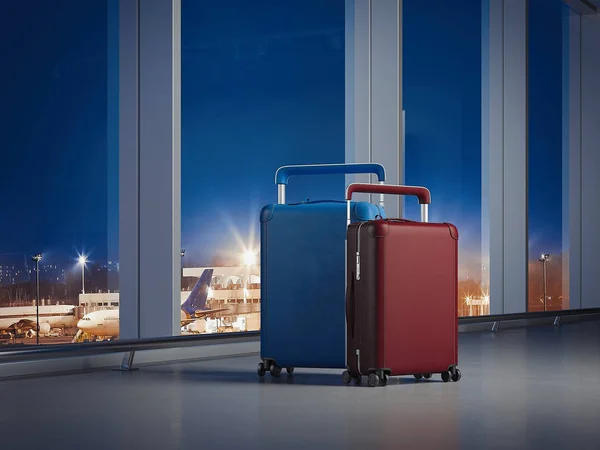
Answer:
[77,308,199,337]
[77,309,120,337]
[0,305,77,335]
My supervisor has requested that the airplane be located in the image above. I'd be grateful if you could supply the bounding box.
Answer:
[76,309,119,338]
[0,304,78,337]
[76,268,228,338]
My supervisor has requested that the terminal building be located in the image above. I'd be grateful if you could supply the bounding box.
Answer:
[3,1,600,449]
[77,266,261,334]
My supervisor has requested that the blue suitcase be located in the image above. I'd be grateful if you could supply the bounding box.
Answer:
[257,163,386,377]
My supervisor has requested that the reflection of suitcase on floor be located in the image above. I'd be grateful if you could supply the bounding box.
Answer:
[342,183,461,387]
[257,164,387,377]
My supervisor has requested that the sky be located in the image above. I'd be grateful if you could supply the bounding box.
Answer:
[0,0,567,279]
[0,1,111,269]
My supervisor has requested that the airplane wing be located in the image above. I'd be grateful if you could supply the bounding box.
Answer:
[7,319,37,331]
[181,308,230,324]
[192,308,230,319]
[180,319,200,325]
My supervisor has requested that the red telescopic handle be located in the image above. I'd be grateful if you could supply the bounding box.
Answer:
[345,183,431,204]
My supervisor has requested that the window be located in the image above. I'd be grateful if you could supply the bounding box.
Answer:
[403,0,487,316]
[0,1,119,345]
[527,0,569,312]
[180,0,346,334]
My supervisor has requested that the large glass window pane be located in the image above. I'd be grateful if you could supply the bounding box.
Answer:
[403,1,487,317]
[0,1,119,345]
[181,0,346,334]
[527,0,569,312]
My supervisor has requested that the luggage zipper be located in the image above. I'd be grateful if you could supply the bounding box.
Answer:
[354,222,366,376]
[355,222,366,281]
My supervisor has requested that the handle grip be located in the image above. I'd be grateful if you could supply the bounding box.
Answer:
[275,163,386,185]
[275,163,386,204]
[345,183,431,224]
[345,183,431,204]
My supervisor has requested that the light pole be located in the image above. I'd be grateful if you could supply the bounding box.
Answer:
[539,253,550,311]
[78,255,88,294]
[31,253,42,345]
[180,249,185,288]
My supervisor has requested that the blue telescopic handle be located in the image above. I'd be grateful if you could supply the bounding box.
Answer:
[275,163,386,185]
[275,163,386,205]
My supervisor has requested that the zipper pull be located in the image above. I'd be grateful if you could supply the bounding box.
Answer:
[355,252,361,280]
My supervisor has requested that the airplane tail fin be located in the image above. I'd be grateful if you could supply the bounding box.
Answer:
[181,269,214,317]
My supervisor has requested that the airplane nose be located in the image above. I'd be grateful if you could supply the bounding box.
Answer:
[77,319,87,330]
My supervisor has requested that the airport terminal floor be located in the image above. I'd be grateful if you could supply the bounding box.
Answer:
[1,321,599,450]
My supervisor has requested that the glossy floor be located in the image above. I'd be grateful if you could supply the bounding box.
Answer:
[1,321,599,449]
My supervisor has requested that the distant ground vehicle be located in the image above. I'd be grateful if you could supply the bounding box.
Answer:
[47,329,63,337]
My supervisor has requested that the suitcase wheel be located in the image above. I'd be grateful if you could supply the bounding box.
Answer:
[442,367,461,383]
[367,371,389,387]
[451,368,461,382]
[342,371,352,385]
[342,371,362,385]
[368,373,380,387]
[258,360,292,378]
[414,373,433,381]
[257,362,267,377]
[270,364,282,377]
[380,373,389,386]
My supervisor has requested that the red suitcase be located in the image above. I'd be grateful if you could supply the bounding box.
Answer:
[342,183,461,387]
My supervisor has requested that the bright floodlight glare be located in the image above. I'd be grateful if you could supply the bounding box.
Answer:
[32,253,43,262]
[483,295,490,303]
[78,255,88,265]
[243,251,257,266]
